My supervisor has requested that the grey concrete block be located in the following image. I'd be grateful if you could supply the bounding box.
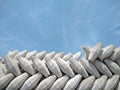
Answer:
[50,75,69,90]
[77,75,95,90]
[17,56,36,75]
[35,75,57,90]
[70,57,88,78]
[81,58,100,78]
[45,56,62,77]
[63,74,82,90]
[92,75,107,90]
[20,73,42,90]
[103,75,119,90]
[56,57,75,77]
[94,60,112,77]
[6,73,29,90]
[0,73,14,90]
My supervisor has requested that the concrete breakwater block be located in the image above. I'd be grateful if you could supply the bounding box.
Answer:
[0,42,120,90]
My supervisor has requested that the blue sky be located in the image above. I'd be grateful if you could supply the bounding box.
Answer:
[0,0,120,56]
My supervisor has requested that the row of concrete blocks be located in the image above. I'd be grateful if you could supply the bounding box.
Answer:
[0,42,120,90]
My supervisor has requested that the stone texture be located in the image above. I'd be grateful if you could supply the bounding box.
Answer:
[0,73,14,90]
[81,58,100,78]
[17,56,36,75]
[73,52,81,60]
[20,73,42,90]
[56,57,75,77]
[35,75,57,90]
[6,73,29,90]
[92,75,107,90]
[70,57,88,78]
[45,56,62,77]
[4,56,21,76]
[32,57,50,77]
[110,47,120,61]
[94,60,112,77]
[99,44,114,60]
[104,59,120,75]
[63,74,82,90]
[0,43,120,90]
[103,75,119,90]
[49,75,69,90]
[77,76,95,90]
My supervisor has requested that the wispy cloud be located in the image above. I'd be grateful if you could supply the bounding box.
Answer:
[90,33,98,42]
[0,30,32,48]
[106,23,120,31]
[114,30,120,36]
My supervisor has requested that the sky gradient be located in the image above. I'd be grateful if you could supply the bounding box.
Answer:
[0,0,120,56]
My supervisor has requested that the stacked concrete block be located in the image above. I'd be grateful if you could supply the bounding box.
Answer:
[0,42,120,90]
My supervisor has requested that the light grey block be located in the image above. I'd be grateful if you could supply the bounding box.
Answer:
[36,51,47,59]
[32,57,50,77]
[0,65,5,78]
[70,57,88,78]
[17,56,36,75]
[0,62,8,74]
[92,75,107,90]
[35,75,57,90]
[25,50,38,60]
[45,56,62,77]
[77,76,95,90]
[20,73,42,90]
[88,42,102,63]
[4,56,21,76]
[45,51,56,58]
[104,75,119,90]
[7,50,19,58]
[29,60,34,67]
[116,81,120,90]
[50,75,69,90]
[62,53,73,61]
[19,50,28,57]
[63,74,82,90]
[83,46,90,59]
[94,60,112,77]
[104,59,120,75]
[6,73,29,90]
[73,52,81,60]
[2,44,120,90]
[15,50,28,58]
[99,44,114,60]
[53,52,64,60]
[116,59,120,66]
[56,57,75,77]
[0,73,14,90]
[110,47,120,61]
[81,58,100,78]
